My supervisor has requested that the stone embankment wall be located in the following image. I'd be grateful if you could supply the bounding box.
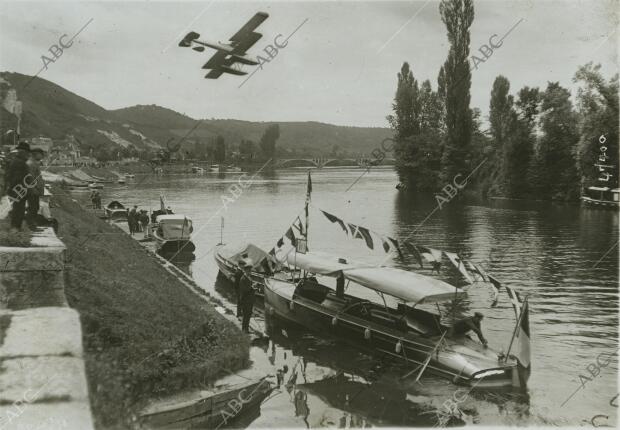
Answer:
[0,226,94,429]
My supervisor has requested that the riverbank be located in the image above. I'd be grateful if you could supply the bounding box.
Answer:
[50,187,250,429]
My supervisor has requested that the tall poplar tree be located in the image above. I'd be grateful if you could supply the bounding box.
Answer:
[488,76,516,192]
[573,63,619,188]
[388,64,442,190]
[439,0,474,182]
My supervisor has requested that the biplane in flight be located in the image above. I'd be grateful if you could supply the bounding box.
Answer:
[179,12,269,79]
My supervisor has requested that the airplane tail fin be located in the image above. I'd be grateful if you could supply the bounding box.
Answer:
[179,31,200,47]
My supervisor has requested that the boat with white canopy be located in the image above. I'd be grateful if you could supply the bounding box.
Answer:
[264,249,528,389]
[263,172,531,389]
[151,214,195,254]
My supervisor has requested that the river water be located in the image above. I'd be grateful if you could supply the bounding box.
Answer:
[97,167,618,427]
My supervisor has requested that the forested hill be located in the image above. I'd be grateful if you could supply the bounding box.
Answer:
[0,72,392,158]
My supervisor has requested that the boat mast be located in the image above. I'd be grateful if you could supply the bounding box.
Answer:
[305,170,312,248]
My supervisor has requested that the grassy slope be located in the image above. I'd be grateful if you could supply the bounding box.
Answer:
[51,188,249,429]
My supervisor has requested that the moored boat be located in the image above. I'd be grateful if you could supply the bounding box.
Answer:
[191,166,205,174]
[264,250,530,389]
[150,214,195,254]
[105,200,127,221]
[581,186,619,209]
[214,243,280,295]
[139,377,272,429]
[262,171,531,390]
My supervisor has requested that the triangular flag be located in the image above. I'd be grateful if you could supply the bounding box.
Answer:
[321,210,349,235]
[285,227,297,247]
[487,274,502,307]
[444,251,474,284]
[504,284,521,318]
[358,226,374,250]
[403,241,423,268]
[277,237,284,248]
[381,237,390,252]
[417,246,442,263]
[387,237,405,259]
[348,223,361,239]
[292,216,305,236]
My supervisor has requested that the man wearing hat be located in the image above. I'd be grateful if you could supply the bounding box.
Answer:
[237,258,256,333]
[5,141,31,230]
[448,312,488,347]
[25,147,46,229]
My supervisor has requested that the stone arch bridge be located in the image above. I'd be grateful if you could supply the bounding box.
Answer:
[272,157,395,169]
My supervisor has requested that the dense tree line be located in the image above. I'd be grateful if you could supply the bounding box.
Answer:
[389,0,619,201]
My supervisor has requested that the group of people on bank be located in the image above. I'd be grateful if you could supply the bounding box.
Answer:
[1,141,57,232]
[127,205,150,235]
[90,190,102,209]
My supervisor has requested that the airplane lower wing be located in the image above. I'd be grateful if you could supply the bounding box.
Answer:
[203,52,248,78]
[205,69,224,79]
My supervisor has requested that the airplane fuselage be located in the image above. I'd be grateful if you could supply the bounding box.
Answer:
[192,39,259,66]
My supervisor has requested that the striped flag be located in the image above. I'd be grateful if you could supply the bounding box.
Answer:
[509,297,531,369]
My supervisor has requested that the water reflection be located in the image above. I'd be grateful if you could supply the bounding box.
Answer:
[101,169,617,427]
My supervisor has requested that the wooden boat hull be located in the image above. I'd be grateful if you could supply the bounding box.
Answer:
[105,208,127,221]
[152,230,195,254]
[264,278,527,389]
[139,378,272,429]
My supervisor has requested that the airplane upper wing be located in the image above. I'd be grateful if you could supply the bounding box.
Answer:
[230,12,269,41]
[230,12,268,54]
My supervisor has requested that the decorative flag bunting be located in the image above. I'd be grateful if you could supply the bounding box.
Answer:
[443,251,474,284]
[321,210,349,234]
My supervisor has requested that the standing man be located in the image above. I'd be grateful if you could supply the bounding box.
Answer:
[127,207,136,235]
[5,142,31,230]
[25,148,45,229]
[238,259,256,333]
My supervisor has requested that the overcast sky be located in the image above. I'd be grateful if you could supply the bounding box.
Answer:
[0,0,617,127]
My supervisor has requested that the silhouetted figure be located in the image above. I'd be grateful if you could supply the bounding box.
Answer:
[449,312,488,347]
[5,142,31,230]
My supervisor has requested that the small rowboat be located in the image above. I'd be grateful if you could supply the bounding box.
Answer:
[104,201,127,221]
[139,377,273,429]
[214,243,280,294]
